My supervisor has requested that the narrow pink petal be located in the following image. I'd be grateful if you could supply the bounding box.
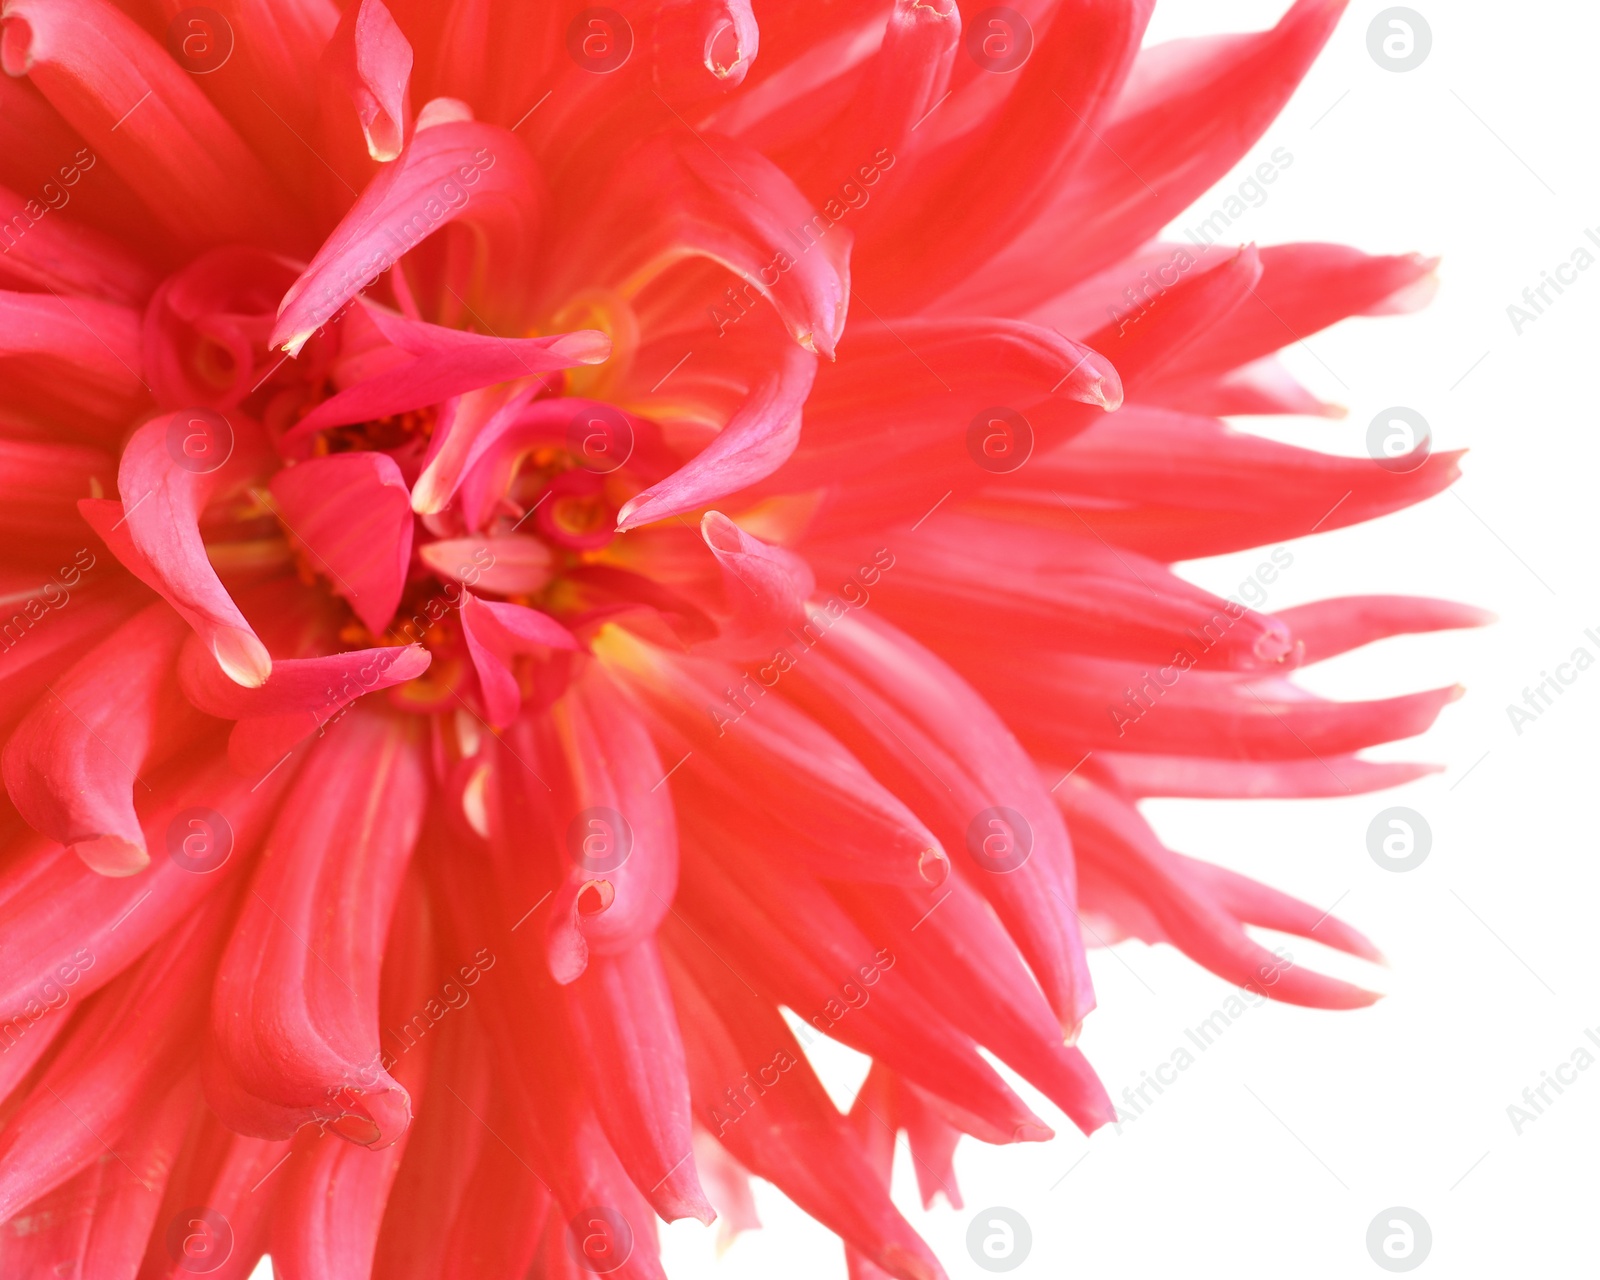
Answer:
[0,437,114,546]
[158,0,340,206]
[0,894,227,1219]
[270,116,547,353]
[564,940,713,1223]
[140,1116,290,1280]
[0,288,146,429]
[600,632,947,889]
[664,928,947,1280]
[1092,751,1441,800]
[700,510,814,640]
[532,669,677,982]
[268,451,416,636]
[616,343,815,530]
[955,0,1347,311]
[0,757,288,1029]
[677,819,1048,1144]
[418,534,553,596]
[100,413,273,687]
[206,710,426,1148]
[408,380,540,515]
[859,0,1152,308]
[324,0,413,162]
[177,633,432,773]
[0,1074,193,1278]
[0,180,156,304]
[285,302,608,438]
[1277,596,1494,665]
[0,0,304,251]
[0,579,152,743]
[2,603,197,874]
[1059,774,1382,1008]
[459,592,577,728]
[780,611,1096,1035]
[545,130,850,358]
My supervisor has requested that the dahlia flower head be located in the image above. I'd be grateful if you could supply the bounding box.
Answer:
[0,0,1477,1276]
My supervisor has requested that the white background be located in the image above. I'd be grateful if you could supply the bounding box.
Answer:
[245,3,1599,1276]
[656,2,1600,1278]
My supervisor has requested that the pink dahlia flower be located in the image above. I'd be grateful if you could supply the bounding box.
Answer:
[0,0,1478,1276]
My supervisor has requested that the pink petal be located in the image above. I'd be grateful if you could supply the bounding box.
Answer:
[94,412,273,687]
[270,116,547,353]
[324,0,413,162]
[206,710,426,1148]
[178,633,432,773]
[0,757,288,1030]
[563,940,713,1223]
[1,603,198,875]
[459,592,577,728]
[285,302,608,440]
[268,451,415,636]
[616,342,815,530]
[0,0,303,251]
[418,534,553,596]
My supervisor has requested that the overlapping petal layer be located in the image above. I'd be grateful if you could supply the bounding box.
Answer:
[0,0,1477,1276]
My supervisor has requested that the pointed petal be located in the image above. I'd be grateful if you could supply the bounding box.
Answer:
[268,452,415,636]
[779,612,1096,1034]
[564,940,712,1223]
[178,634,431,773]
[325,0,413,162]
[270,117,546,352]
[959,0,1347,311]
[1277,596,1494,665]
[616,343,814,530]
[285,303,608,438]
[1057,775,1381,1008]
[206,710,426,1148]
[459,593,577,728]
[0,0,303,251]
[699,510,814,645]
[2,603,198,874]
[99,413,273,686]
[0,756,288,1028]
[663,925,947,1280]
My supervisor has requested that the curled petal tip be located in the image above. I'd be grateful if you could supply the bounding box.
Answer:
[414,96,473,129]
[214,629,272,688]
[1093,375,1124,411]
[558,328,614,365]
[330,1112,384,1146]
[73,835,150,877]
